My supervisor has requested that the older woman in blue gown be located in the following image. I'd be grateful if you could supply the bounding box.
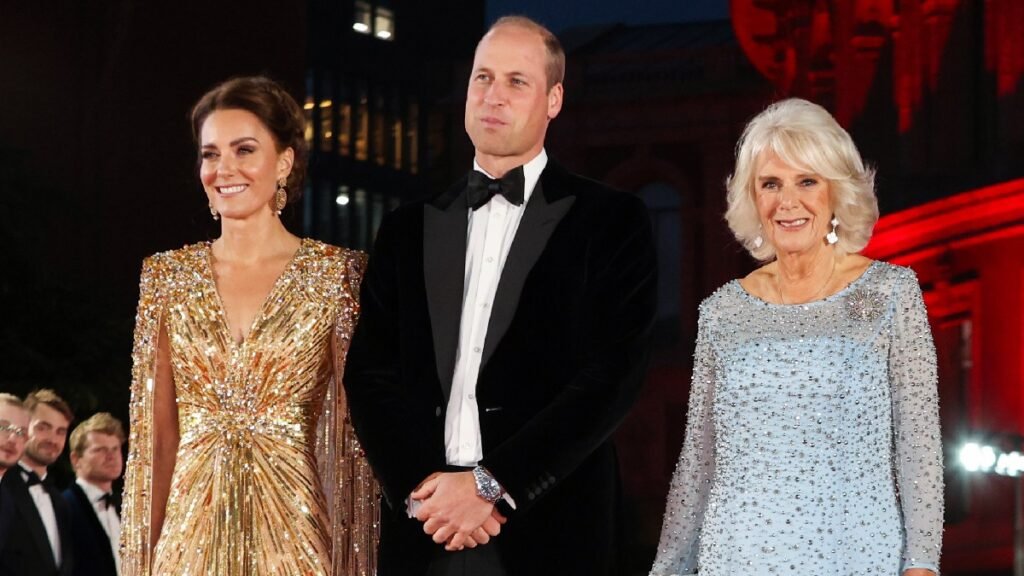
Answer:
[650,98,943,576]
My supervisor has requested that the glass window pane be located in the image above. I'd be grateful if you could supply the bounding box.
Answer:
[319,98,333,150]
[355,84,368,162]
[335,184,352,246]
[353,1,371,34]
[391,96,402,170]
[374,7,394,41]
[303,72,314,146]
[337,102,352,157]
[353,188,368,250]
[372,91,385,166]
[406,101,419,174]
[303,95,314,146]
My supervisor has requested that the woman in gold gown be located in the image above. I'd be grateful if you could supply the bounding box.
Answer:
[120,76,378,576]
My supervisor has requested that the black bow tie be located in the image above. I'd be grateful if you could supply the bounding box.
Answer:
[466,166,525,210]
[24,470,48,488]
[100,492,121,510]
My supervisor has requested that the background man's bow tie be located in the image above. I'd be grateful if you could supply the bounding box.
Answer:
[24,469,51,488]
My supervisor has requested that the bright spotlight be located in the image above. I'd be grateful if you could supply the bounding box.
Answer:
[960,442,997,472]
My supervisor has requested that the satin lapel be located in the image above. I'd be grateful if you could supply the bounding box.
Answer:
[11,474,58,572]
[481,177,575,367]
[423,188,469,400]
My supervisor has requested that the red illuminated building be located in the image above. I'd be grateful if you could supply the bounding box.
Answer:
[865,179,1024,573]
[542,2,1024,572]
[732,1,1024,573]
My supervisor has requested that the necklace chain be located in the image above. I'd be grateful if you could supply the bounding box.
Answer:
[776,258,837,305]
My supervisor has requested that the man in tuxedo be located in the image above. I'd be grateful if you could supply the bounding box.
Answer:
[0,389,74,576]
[0,394,30,481]
[62,413,124,576]
[0,394,30,560]
[345,15,657,576]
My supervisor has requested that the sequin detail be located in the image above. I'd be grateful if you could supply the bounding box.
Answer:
[121,239,379,576]
[845,287,886,322]
[650,261,943,575]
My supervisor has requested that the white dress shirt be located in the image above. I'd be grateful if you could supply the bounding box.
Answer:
[444,149,547,472]
[77,478,122,576]
[19,463,62,567]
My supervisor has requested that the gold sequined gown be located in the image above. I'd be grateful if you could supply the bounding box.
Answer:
[121,239,378,576]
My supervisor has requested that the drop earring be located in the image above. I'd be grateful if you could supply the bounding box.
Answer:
[826,217,839,245]
[753,224,764,249]
[273,178,288,216]
[210,203,219,221]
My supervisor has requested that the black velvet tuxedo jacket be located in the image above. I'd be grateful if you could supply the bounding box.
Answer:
[61,482,118,576]
[345,160,657,575]
[0,468,73,576]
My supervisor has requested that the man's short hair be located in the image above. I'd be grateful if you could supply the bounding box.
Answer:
[487,15,565,91]
[0,393,25,409]
[69,413,125,456]
[23,389,74,424]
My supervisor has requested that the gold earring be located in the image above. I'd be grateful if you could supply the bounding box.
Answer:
[209,203,219,221]
[274,179,288,216]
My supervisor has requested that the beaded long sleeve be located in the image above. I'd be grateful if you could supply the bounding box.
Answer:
[649,302,718,576]
[120,256,165,576]
[889,270,944,573]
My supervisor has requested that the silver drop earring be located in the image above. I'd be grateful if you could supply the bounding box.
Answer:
[753,224,764,249]
[826,217,839,245]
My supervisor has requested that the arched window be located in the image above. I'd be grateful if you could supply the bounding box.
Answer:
[638,182,682,346]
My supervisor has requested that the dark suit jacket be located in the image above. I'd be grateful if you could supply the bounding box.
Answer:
[0,467,74,576]
[345,160,657,575]
[62,482,118,576]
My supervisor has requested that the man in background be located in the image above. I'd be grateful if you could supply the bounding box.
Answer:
[63,412,125,576]
[0,389,74,575]
[0,393,30,481]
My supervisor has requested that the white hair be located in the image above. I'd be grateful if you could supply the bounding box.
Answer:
[724,98,879,261]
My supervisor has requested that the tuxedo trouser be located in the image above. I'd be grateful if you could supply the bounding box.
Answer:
[424,465,508,576]
[426,546,506,576]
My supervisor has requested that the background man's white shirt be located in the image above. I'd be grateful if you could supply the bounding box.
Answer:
[19,463,62,567]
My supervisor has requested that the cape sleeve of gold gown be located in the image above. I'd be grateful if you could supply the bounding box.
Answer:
[316,249,380,576]
[121,253,166,576]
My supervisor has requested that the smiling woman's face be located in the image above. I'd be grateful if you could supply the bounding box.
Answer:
[754,151,833,258]
[199,108,292,221]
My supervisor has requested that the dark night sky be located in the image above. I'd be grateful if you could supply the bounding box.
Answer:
[486,0,729,31]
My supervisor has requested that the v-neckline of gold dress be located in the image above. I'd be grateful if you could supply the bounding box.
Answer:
[203,238,308,348]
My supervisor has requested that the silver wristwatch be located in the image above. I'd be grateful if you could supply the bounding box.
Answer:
[472,466,503,503]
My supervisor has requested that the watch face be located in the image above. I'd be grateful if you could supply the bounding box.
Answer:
[474,467,502,503]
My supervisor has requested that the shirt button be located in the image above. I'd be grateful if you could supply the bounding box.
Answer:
[468,394,475,400]
[473,346,481,353]
[486,256,494,263]
[481,302,489,308]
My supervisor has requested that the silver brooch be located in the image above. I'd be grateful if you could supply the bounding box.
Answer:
[845,288,886,321]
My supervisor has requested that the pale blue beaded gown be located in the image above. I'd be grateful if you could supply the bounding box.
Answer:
[651,261,944,575]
